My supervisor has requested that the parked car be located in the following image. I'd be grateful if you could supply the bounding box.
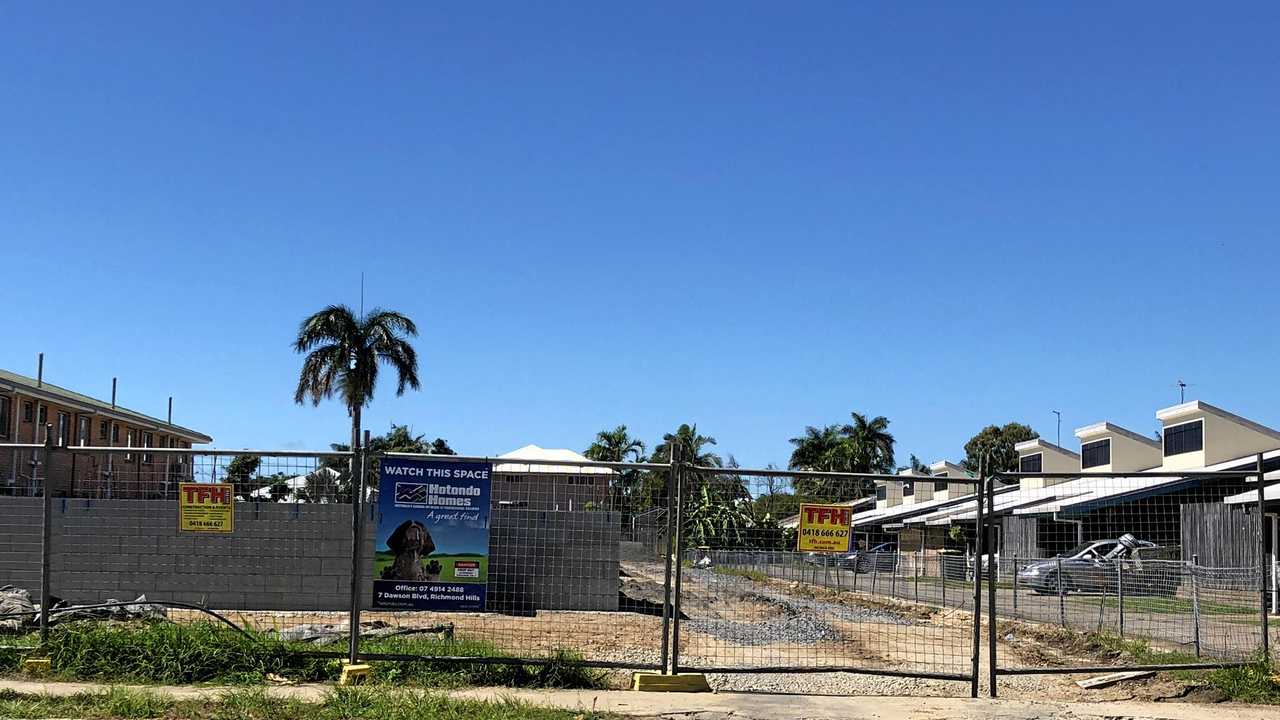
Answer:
[804,542,898,572]
[1015,534,1177,597]
[849,542,898,573]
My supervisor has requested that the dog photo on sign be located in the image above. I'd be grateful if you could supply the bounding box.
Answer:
[380,520,442,581]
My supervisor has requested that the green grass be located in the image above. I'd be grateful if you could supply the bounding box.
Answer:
[1088,633,1280,704]
[373,552,489,584]
[713,566,768,582]
[5,620,606,690]
[0,686,616,719]
[1089,595,1255,616]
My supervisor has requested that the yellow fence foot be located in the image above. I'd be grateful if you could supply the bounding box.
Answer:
[21,658,52,675]
[632,671,711,692]
[338,662,372,686]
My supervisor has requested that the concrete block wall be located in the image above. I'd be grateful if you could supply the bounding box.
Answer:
[0,497,42,595]
[0,497,619,613]
[489,509,620,613]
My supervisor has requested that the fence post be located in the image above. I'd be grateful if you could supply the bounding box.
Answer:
[1117,560,1125,639]
[1256,453,1270,663]
[986,472,998,698]
[1191,554,1201,659]
[1012,554,1019,612]
[872,554,879,594]
[969,456,985,699]
[38,425,54,647]
[1057,556,1066,628]
[346,441,366,666]
[891,553,898,598]
[914,551,920,603]
[659,453,677,674]
[941,556,947,607]
[669,446,686,676]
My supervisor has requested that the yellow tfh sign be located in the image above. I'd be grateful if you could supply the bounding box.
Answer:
[179,483,235,533]
[796,503,852,553]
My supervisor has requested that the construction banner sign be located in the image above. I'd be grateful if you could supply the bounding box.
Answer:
[179,483,235,533]
[796,503,851,553]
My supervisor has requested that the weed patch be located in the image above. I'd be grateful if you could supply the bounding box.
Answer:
[0,687,615,719]
[20,620,606,690]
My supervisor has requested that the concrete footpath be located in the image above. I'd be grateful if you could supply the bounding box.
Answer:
[2,679,1277,720]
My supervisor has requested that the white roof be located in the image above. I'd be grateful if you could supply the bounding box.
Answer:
[779,496,874,529]
[853,488,999,528]
[248,467,339,501]
[493,444,614,475]
[1223,469,1280,505]
[903,447,1279,523]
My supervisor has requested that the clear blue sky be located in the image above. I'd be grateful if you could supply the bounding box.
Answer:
[4,3,1279,467]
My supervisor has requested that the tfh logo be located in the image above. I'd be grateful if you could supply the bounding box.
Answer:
[183,485,230,505]
[803,506,849,525]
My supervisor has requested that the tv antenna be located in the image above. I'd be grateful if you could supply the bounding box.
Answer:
[1175,379,1194,403]
[1051,410,1061,447]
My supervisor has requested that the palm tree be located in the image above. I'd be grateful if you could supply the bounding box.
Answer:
[585,425,646,519]
[293,305,421,464]
[789,412,896,501]
[840,412,896,475]
[787,425,843,471]
[584,425,646,463]
[652,423,722,467]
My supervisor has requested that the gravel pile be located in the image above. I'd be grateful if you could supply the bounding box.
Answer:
[684,613,842,647]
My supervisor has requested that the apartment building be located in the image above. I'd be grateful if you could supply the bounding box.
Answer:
[0,368,212,498]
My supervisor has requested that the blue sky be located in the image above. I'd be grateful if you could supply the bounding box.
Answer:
[4,3,1279,468]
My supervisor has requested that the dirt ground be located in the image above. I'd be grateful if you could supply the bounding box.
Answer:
[165,557,1247,702]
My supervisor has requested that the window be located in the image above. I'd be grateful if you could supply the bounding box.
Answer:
[100,420,109,439]
[902,481,914,497]
[125,429,135,462]
[23,402,33,423]
[37,405,47,426]
[934,471,948,492]
[1164,420,1204,457]
[77,416,90,446]
[1081,438,1111,469]
[0,396,9,438]
[875,485,887,501]
[57,412,70,446]
[111,424,120,443]
[1019,453,1043,473]
[142,432,154,464]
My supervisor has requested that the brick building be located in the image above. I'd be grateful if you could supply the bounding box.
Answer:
[0,368,213,499]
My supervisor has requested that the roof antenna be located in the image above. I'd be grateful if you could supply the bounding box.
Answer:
[1051,410,1061,447]
[1176,379,1193,403]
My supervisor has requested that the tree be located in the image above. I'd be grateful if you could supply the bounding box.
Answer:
[962,422,1038,474]
[684,484,755,548]
[293,305,421,493]
[651,423,721,467]
[839,412,896,475]
[788,412,896,501]
[584,425,647,521]
[897,454,931,475]
[584,425,646,463]
[637,424,725,512]
[787,425,844,471]
[319,423,454,503]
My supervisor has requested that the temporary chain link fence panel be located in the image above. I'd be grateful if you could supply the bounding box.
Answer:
[0,443,356,647]
[671,467,977,685]
[365,451,674,671]
[986,460,1273,682]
